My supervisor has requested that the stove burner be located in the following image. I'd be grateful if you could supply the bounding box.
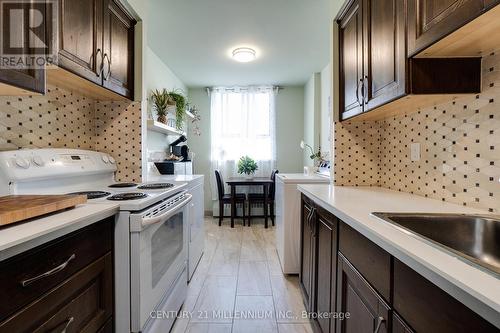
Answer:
[137,183,175,190]
[108,182,137,188]
[68,191,111,199]
[107,192,147,201]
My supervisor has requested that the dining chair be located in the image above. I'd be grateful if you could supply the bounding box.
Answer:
[247,169,279,226]
[214,170,246,226]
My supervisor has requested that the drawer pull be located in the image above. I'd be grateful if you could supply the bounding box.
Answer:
[60,316,74,333]
[374,316,385,333]
[20,254,76,287]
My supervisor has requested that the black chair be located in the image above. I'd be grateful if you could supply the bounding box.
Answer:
[215,170,246,226]
[247,169,279,226]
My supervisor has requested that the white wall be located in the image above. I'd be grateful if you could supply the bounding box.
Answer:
[303,73,321,166]
[188,87,305,213]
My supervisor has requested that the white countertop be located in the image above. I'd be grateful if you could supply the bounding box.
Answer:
[277,173,330,183]
[0,203,119,261]
[298,184,500,328]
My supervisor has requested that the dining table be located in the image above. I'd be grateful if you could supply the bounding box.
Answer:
[226,177,274,228]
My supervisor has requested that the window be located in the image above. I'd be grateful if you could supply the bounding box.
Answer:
[210,87,276,162]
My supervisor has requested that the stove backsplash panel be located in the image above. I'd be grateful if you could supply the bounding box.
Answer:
[0,84,142,182]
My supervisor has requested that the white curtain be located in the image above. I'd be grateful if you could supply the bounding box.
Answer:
[210,86,277,214]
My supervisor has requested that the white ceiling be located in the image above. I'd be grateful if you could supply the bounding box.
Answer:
[148,0,334,88]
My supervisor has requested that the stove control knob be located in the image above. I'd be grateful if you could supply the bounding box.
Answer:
[15,157,30,169]
[101,155,109,164]
[109,156,116,164]
[32,155,45,166]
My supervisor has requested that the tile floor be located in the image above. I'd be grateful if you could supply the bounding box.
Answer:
[171,218,314,333]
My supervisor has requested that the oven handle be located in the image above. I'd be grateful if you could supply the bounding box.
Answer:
[140,194,192,229]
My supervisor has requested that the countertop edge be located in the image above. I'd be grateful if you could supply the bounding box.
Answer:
[298,185,500,328]
[0,204,119,261]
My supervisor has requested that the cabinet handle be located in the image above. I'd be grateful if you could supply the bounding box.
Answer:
[20,254,76,287]
[60,317,74,333]
[309,207,316,233]
[103,53,111,80]
[373,316,385,333]
[95,48,103,77]
[357,78,364,107]
[364,76,369,104]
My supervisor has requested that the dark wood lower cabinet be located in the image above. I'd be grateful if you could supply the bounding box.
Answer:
[300,194,500,333]
[393,259,499,333]
[300,195,316,311]
[336,254,390,333]
[315,209,338,333]
[0,219,114,333]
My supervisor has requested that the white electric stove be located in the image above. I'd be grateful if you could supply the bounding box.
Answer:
[0,148,191,333]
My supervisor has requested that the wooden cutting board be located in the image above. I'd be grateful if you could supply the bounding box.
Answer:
[0,195,87,226]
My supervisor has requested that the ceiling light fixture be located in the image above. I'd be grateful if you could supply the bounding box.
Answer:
[232,47,256,62]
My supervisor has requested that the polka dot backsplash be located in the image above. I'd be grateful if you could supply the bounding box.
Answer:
[334,50,500,213]
[0,84,142,182]
[95,101,142,182]
[0,85,95,151]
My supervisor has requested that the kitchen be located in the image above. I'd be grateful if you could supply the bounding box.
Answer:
[0,0,499,333]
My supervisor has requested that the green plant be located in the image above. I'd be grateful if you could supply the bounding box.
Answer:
[168,90,187,130]
[150,89,170,118]
[237,156,258,175]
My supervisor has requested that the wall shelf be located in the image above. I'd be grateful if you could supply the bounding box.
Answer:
[147,120,185,135]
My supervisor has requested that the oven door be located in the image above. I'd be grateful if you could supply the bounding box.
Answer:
[129,193,192,332]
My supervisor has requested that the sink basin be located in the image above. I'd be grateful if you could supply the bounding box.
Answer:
[372,213,500,275]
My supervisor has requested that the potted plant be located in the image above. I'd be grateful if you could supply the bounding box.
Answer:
[237,156,258,179]
[151,89,170,124]
[168,90,187,130]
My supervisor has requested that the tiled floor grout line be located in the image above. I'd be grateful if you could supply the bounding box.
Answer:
[231,223,244,333]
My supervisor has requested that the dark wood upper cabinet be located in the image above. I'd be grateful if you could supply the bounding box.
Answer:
[0,0,46,94]
[316,209,338,333]
[365,0,406,110]
[339,0,364,120]
[102,0,134,99]
[336,254,390,333]
[337,0,483,121]
[407,0,499,56]
[57,0,103,85]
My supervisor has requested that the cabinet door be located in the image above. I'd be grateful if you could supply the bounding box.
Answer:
[392,313,414,333]
[299,198,316,311]
[336,254,389,333]
[102,0,135,99]
[316,210,338,333]
[364,0,406,111]
[57,0,103,84]
[339,0,364,120]
[0,0,46,93]
[407,0,487,56]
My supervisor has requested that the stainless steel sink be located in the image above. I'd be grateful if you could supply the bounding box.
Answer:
[372,213,500,275]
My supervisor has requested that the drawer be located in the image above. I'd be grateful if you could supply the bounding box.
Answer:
[338,221,391,301]
[0,253,113,333]
[393,259,498,333]
[0,218,113,320]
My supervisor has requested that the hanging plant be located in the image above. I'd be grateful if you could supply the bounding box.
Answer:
[168,90,187,130]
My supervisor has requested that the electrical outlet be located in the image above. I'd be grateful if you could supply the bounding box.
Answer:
[410,143,421,161]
